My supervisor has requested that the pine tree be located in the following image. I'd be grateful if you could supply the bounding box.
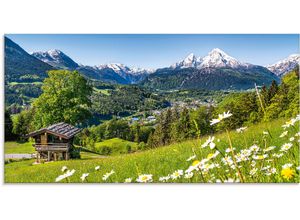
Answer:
[161,108,172,145]
[177,107,191,140]
[268,80,278,102]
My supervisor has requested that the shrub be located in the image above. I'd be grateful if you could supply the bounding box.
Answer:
[99,145,112,155]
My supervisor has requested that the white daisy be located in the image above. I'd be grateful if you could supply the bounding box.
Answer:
[282,163,293,169]
[124,178,132,183]
[201,136,216,149]
[61,166,68,172]
[171,170,184,180]
[184,172,194,179]
[279,131,288,138]
[210,111,232,125]
[236,127,247,133]
[136,174,153,183]
[280,143,293,152]
[102,170,115,181]
[80,173,89,182]
[186,155,196,161]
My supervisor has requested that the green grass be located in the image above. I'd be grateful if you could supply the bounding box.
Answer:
[4,118,299,183]
[93,88,110,95]
[4,141,35,154]
[94,138,138,155]
[9,82,42,85]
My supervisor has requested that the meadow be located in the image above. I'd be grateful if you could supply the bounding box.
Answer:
[4,141,35,154]
[4,117,299,183]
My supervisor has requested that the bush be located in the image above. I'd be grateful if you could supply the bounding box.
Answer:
[125,144,132,153]
[138,142,146,150]
[99,145,112,155]
[69,146,81,159]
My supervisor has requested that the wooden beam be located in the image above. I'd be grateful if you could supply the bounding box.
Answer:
[48,151,51,161]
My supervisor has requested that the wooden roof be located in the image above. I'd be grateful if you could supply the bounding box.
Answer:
[26,122,81,139]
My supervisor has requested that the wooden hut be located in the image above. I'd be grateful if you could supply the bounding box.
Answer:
[26,122,81,162]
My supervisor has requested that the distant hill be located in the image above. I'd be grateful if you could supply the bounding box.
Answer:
[4,37,54,82]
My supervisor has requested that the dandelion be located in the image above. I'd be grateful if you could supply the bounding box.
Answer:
[124,178,132,183]
[80,173,89,182]
[61,166,68,172]
[250,168,258,176]
[252,154,268,160]
[136,174,153,183]
[281,167,295,180]
[184,172,194,179]
[279,131,288,138]
[236,127,247,133]
[95,166,100,171]
[280,143,293,152]
[210,111,232,125]
[102,170,115,181]
[263,146,276,152]
[171,170,184,180]
[186,155,196,161]
[201,136,216,149]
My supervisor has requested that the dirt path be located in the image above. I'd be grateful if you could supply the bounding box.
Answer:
[5,154,35,159]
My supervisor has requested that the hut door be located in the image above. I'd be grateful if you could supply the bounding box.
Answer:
[41,134,48,145]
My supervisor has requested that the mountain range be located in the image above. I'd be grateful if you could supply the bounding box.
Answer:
[5,37,299,90]
[31,50,154,84]
[266,54,300,77]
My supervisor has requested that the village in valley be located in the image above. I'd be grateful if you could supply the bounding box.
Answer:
[4,35,300,183]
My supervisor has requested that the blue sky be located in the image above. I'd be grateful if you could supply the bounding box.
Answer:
[6,34,299,69]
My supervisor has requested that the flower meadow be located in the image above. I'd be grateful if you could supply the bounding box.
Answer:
[4,114,300,183]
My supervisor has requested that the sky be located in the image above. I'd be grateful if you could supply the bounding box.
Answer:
[6,34,299,69]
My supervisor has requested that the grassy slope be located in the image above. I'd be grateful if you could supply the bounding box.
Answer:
[95,138,138,155]
[4,118,299,183]
[4,142,35,154]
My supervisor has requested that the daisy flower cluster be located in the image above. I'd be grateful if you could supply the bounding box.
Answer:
[53,114,299,183]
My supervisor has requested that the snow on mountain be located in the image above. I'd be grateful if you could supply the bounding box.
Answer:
[266,54,300,77]
[198,48,246,69]
[31,49,79,69]
[171,48,247,70]
[98,63,155,75]
[171,53,200,69]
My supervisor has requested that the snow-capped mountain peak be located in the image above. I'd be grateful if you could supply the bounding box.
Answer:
[171,53,199,69]
[266,54,300,77]
[31,49,79,69]
[171,48,246,70]
[199,48,243,69]
[98,63,155,75]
